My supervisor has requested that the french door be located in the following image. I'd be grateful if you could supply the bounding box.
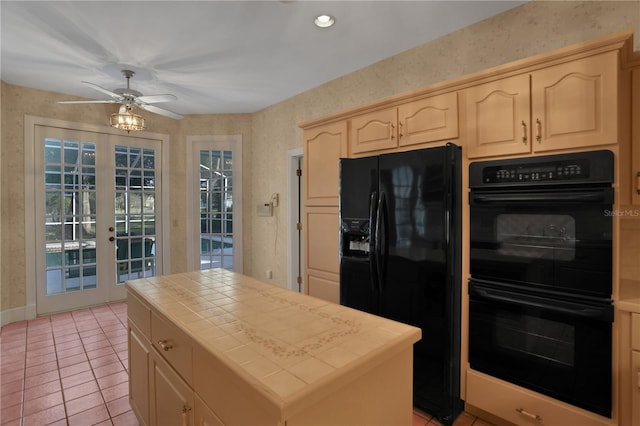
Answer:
[34,125,163,314]
[187,135,242,272]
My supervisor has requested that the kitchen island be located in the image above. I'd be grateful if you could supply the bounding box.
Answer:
[126,269,421,426]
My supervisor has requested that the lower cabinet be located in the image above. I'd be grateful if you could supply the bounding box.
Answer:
[150,347,195,426]
[128,292,225,426]
[631,313,640,426]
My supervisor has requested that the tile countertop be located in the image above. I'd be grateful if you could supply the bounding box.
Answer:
[125,269,421,410]
[618,280,640,313]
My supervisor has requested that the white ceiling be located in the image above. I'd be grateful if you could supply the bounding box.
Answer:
[1,1,524,116]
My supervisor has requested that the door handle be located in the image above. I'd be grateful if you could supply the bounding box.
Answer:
[108,227,114,232]
[109,236,115,242]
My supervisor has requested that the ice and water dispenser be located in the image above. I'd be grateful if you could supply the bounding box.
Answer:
[341,218,371,257]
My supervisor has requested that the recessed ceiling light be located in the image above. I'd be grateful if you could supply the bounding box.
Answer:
[314,14,335,28]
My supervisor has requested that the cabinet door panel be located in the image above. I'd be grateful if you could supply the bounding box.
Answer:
[304,121,347,206]
[633,350,640,426]
[150,349,195,426]
[305,208,339,275]
[129,324,150,426]
[465,74,531,158]
[399,92,459,147]
[532,51,618,152]
[632,68,640,206]
[350,108,398,154]
[307,272,339,303]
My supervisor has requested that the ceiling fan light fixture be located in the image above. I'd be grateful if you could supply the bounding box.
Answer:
[314,14,335,28]
[110,105,145,132]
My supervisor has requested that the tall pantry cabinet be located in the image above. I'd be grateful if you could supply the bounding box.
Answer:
[303,121,347,302]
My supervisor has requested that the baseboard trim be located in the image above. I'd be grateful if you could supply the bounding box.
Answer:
[1,304,37,327]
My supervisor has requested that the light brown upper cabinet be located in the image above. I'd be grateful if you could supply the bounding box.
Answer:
[350,92,459,155]
[304,121,348,206]
[350,107,399,154]
[531,50,618,152]
[466,51,619,158]
[631,68,640,206]
[398,92,459,148]
[464,74,531,158]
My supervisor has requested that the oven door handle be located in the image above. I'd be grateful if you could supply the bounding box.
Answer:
[471,189,611,204]
[471,287,613,322]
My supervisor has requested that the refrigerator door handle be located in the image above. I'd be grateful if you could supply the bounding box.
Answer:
[376,191,388,293]
[368,191,378,293]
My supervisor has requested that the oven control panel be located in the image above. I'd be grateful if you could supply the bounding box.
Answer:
[469,150,614,188]
[482,159,590,183]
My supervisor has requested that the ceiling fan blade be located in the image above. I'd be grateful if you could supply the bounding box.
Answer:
[57,99,119,104]
[81,81,124,101]
[138,104,184,120]
[136,94,178,104]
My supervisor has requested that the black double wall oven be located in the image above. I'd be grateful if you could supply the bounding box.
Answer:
[468,150,614,418]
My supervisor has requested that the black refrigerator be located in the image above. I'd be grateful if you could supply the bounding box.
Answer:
[339,143,462,425]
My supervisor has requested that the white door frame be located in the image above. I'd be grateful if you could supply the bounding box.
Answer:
[23,115,171,318]
[287,148,304,293]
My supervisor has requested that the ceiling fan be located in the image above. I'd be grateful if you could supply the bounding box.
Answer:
[58,69,184,120]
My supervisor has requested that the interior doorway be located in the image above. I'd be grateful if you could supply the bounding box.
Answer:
[287,148,304,293]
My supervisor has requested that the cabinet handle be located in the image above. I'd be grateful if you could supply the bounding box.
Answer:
[182,405,192,426]
[516,408,542,422]
[390,123,395,139]
[157,339,173,351]
[536,118,542,142]
[398,121,403,139]
[521,120,527,143]
[636,172,640,195]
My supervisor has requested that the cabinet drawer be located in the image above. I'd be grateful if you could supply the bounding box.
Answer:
[127,291,151,339]
[466,369,611,426]
[632,313,640,351]
[151,312,193,385]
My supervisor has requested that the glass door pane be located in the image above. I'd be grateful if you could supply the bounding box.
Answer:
[199,149,233,270]
[114,145,157,283]
[44,139,98,294]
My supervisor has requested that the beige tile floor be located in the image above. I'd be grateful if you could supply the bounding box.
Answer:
[1,301,487,426]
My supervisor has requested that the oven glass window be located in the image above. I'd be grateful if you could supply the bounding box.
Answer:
[496,214,575,261]
[495,311,575,367]
[469,294,612,417]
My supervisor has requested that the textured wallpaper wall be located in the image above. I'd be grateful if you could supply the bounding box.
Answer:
[248,0,640,292]
[2,1,639,314]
